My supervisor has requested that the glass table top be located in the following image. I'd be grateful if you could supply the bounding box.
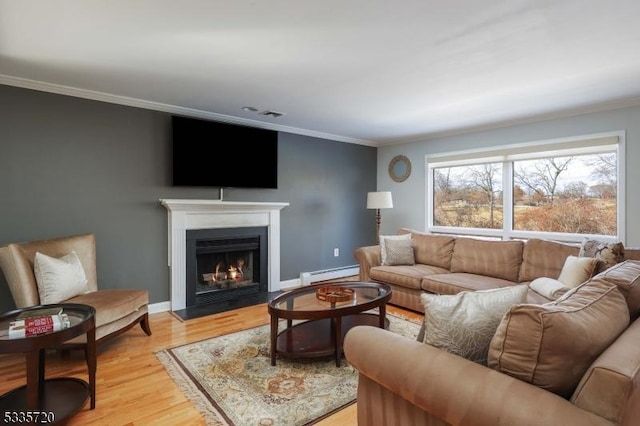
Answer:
[269,282,391,313]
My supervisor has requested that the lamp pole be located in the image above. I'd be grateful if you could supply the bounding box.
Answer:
[375,208,382,243]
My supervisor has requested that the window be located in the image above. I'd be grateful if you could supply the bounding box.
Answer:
[433,163,503,229]
[427,133,624,242]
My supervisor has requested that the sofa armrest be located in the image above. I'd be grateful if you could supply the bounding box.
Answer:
[344,326,613,426]
[354,245,381,281]
[624,247,640,261]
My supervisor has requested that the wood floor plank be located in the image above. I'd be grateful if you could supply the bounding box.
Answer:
[0,299,422,425]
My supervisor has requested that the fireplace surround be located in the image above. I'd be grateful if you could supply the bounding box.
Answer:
[160,199,289,311]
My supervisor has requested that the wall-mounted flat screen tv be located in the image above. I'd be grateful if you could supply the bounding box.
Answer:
[172,115,278,189]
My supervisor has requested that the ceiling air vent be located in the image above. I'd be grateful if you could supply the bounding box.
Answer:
[259,110,286,118]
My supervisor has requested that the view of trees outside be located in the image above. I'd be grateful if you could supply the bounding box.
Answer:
[433,152,617,236]
[434,163,504,229]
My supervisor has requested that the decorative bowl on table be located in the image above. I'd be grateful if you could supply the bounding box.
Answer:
[316,286,355,303]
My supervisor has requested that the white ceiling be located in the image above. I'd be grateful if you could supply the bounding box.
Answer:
[2,0,640,146]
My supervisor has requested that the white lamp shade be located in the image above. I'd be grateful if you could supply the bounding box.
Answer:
[367,191,393,209]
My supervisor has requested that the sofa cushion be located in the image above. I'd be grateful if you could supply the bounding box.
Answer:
[487,280,629,398]
[420,285,528,365]
[381,236,415,266]
[450,238,523,282]
[380,234,413,266]
[557,255,598,287]
[421,273,516,295]
[371,264,449,290]
[399,228,455,270]
[34,251,89,304]
[591,260,640,318]
[519,238,580,282]
[580,239,625,274]
[67,289,149,327]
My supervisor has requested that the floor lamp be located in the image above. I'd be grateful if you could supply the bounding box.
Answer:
[367,191,393,243]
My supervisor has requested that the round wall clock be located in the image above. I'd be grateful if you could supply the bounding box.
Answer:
[388,155,412,182]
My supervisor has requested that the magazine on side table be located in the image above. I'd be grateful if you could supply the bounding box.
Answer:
[7,307,70,339]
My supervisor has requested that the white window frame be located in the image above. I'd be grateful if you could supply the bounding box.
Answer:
[426,131,626,243]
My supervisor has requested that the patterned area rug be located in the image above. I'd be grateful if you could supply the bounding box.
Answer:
[156,313,421,425]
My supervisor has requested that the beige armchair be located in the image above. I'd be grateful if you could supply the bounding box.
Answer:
[0,233,151,346]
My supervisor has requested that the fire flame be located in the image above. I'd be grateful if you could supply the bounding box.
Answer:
[236,258,245,275]
[228,265,238,279]
[213,261,224,281]
[210,259,245,281]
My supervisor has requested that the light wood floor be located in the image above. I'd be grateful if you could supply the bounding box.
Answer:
[0,302,422,425]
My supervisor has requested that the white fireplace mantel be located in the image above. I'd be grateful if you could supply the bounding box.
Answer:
[160,199,289,311]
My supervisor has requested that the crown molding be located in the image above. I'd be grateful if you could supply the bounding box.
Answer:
[0,74,377,147]
[7,73,639,148]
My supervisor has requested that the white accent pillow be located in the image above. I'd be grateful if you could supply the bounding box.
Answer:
[380,234,414,266]
[34,251,89,304]
[529,277,570,300]
[557,255,598,288]
[420,285,528,365]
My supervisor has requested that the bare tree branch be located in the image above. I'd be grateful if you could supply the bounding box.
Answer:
[465,164,500,227]
[586,153,616,186]
[514,157,573,204]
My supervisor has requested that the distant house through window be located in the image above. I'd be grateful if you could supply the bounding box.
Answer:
[427,132,624,243]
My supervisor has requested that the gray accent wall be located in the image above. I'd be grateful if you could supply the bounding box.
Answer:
[0,84,378,313]
[377,105,640,246]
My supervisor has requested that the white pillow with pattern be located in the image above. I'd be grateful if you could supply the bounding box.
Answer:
[420,285,528,365]
[380,234,414,266]
[34,251,89,304]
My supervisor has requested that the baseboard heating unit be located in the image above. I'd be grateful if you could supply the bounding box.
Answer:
[299,265,359,286]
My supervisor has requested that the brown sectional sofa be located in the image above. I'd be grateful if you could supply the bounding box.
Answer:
[347,238,640,425]
[345,306,640,425]
[355,228,640,312]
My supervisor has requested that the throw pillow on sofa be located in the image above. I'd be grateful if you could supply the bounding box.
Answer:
[487,280,629,399]
[529,277,570,300]
[419,284,528,365]
[380,234,415,266]
[528,256,597,300]
[557,255,598,287]
[34,250,89,304]
[579,239,625,274]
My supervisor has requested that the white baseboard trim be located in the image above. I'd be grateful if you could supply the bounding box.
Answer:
[279,278,301,291]
[283,266,360,290]
[149,301,171,314]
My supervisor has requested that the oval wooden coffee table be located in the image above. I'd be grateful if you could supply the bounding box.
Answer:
[268,282,392,367]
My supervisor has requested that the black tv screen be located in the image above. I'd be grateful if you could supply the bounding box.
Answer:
[172,116,278,189]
